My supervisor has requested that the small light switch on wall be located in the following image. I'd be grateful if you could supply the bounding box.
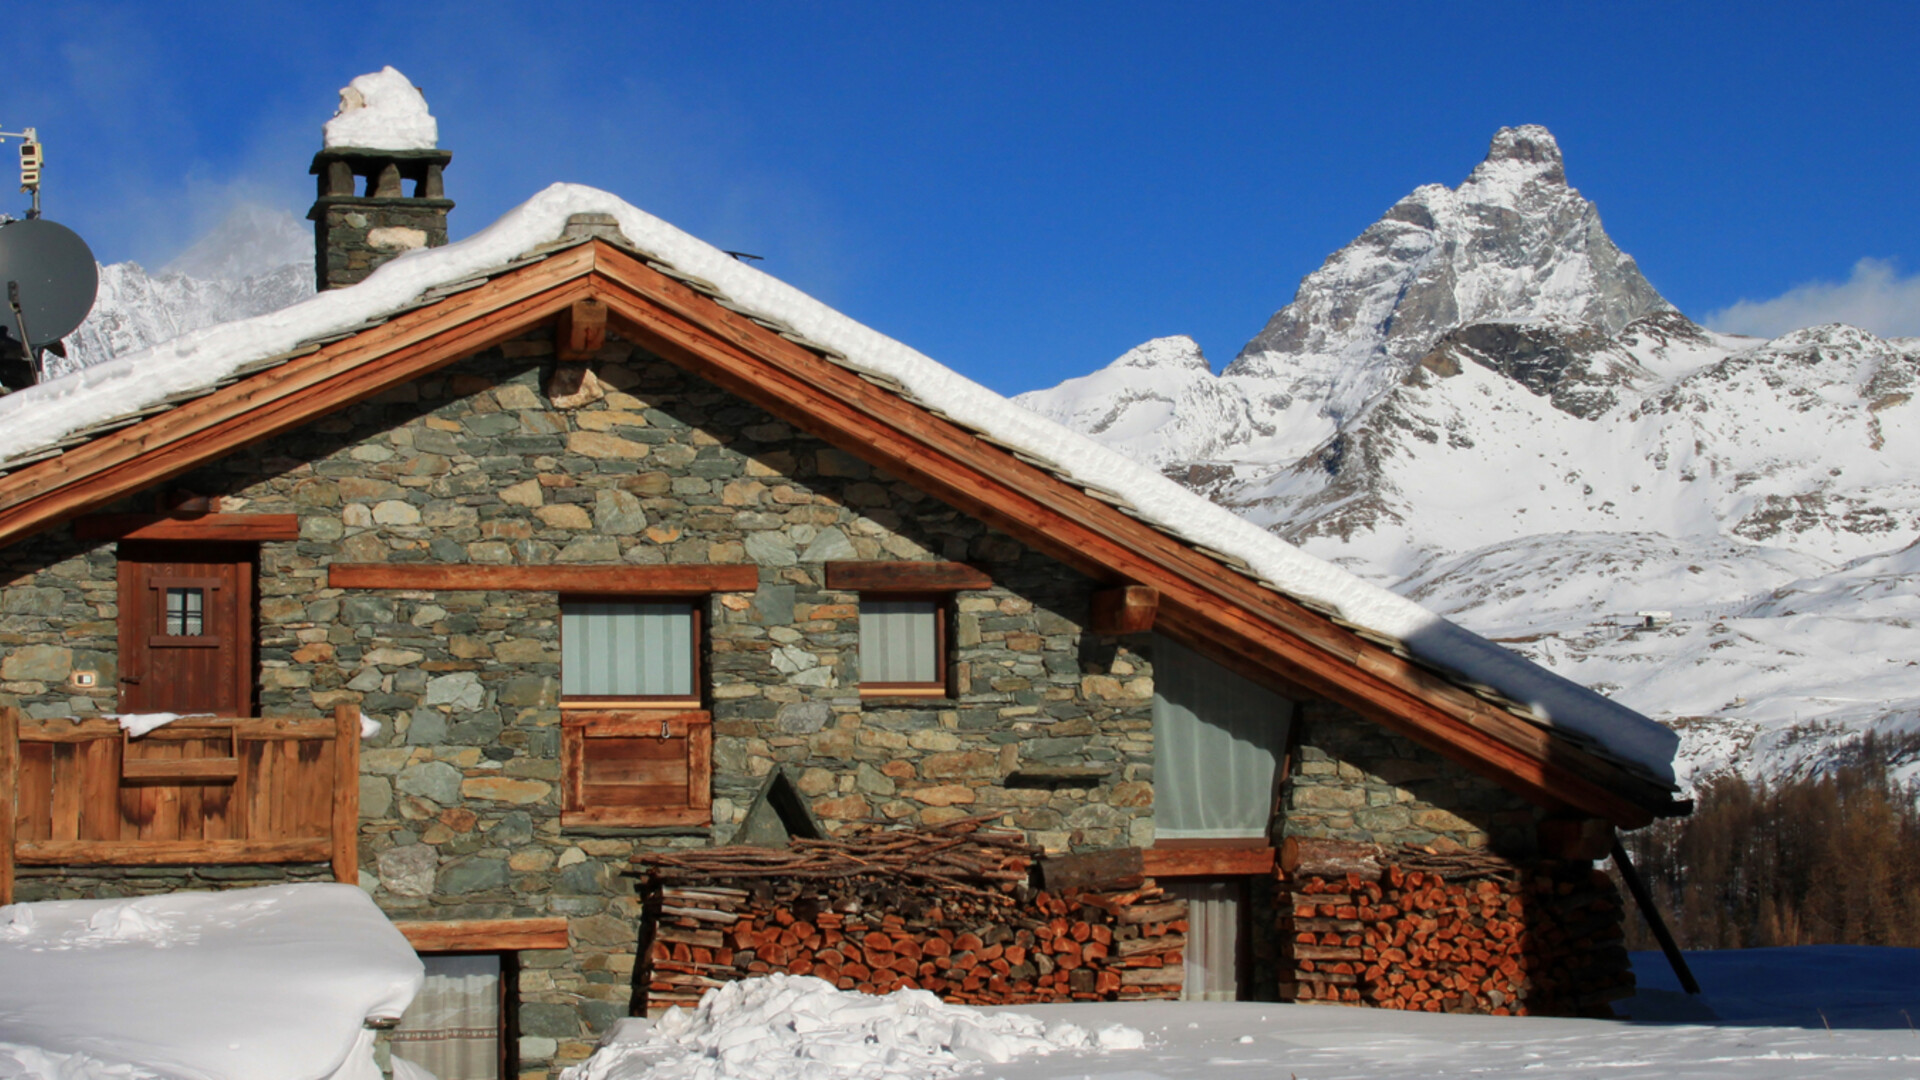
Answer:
[71,670,97,688]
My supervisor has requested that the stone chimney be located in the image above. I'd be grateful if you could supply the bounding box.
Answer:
[307,68,453,291]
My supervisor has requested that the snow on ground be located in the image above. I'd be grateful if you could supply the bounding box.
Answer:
[563,974,1143,1080]
[0,884,422,1080]
[566,949,1920,1080]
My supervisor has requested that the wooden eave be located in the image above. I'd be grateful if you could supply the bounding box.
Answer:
[0,239,1678,827]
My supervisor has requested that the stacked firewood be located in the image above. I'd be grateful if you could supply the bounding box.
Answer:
[1281,837,1632,1016]
[632,817,1186,1010]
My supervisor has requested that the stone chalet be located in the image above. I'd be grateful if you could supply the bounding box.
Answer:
[0,108,1686,1078]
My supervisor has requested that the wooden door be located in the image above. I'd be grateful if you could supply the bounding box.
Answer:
[117,542,254,715]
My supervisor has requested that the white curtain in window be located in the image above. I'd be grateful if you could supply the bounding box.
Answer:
[390,954,500,1080]
[860,600,938,683]
[1170,880,1242,1001]
[1151,634,1292,839]
[562,602,693,696]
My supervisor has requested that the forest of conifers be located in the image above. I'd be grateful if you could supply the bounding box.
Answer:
[1617,731,1920,950]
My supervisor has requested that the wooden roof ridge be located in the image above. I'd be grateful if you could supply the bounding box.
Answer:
[0,237,1683,826]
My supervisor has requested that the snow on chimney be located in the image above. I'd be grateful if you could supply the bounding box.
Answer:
[307,67,452,291]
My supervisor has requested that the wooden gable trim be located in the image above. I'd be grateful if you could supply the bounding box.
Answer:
[823,561,992,592]
[74,513,300,542]
[328,563,758,594]
[397,917,570,952]
[584,244,1672,826]
[0,244,600,549]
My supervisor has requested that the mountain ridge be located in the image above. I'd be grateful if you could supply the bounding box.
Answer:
[1019,126,1920,792]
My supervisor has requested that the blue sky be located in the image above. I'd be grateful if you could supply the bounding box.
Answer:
[10,2,1919,395]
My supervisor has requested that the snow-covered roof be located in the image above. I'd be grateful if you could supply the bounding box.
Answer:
[323,66,436,151]
[0,184,1679,787]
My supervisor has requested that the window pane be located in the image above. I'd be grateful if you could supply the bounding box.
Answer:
[1151,634,1291,839]
[166,588,205,636]
[562,602,694,696]
[860,600,939,683]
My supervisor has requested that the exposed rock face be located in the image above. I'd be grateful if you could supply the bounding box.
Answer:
[1228,125,1671,416]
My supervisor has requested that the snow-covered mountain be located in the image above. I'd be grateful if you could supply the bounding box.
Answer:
[1019,126,1920,792]
[56,205,313,374]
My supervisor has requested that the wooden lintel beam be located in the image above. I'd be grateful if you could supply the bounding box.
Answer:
[1142,845,1277,878]
[557,297,608,361]
[822,561,992,592]
[1090,585,1159,634]
[74,513,301,542]
[328,563,759,594]
[397,917,570,953]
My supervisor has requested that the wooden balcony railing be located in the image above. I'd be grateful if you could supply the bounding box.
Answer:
[0,704,359,903]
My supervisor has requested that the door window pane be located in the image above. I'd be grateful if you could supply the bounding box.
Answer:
[859,600,940,684]
[1151,634,1292,839]
[391,954,501,1080]
[165,588,204,636]
[1171,879,1244,1001]
[562,602,695,697]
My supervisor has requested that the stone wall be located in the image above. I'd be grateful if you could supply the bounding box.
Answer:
[0,324,1574,1069]
[0,329,1155,1077]
[1282,700,1542,857]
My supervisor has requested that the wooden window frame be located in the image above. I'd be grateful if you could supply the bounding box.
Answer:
[857,593,953,700]
[561,710,713,828]
[557,597,704,711]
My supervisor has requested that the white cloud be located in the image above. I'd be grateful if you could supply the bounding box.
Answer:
[1704,258,1920,339]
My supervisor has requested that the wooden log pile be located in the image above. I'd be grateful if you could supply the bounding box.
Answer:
[1280,837,1633,1017]
[632,817,1186,1011]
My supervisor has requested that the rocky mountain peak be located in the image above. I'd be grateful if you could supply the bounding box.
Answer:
[1112,335,1211,372]
[1224,124,1669,413]
[1470,125,1567,186]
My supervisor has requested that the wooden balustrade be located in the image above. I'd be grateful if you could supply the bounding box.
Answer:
[0,704,359,903]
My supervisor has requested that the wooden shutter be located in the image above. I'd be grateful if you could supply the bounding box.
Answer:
[561,711,712,827]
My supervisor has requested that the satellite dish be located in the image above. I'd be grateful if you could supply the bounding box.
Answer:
[0,218,99,346]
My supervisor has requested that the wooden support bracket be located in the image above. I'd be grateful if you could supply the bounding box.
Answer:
[1090,585,1159,634]
[1,706,17,905]
[557,297,608,362]
[332,703,359,886]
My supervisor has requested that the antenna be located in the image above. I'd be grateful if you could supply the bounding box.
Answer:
[0,125,98,391]
[0,125,43,218]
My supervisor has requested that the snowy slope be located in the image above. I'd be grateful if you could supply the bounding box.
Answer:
[58,205,313,373]
[1023,126,1920,792]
